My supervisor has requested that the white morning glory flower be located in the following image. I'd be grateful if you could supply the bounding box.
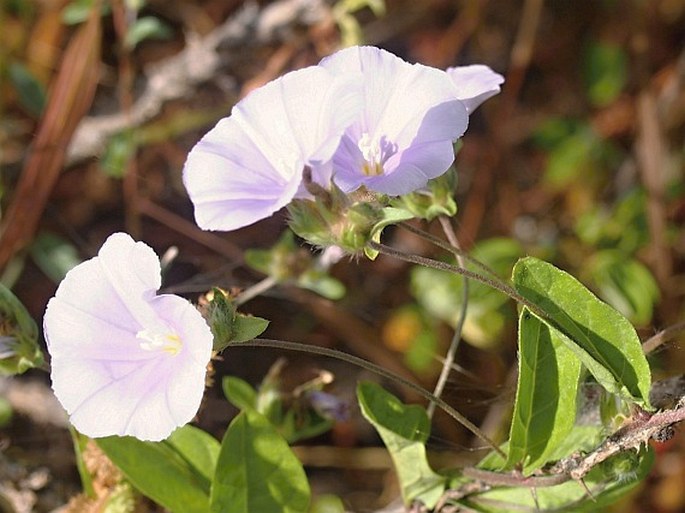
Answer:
[183,65,363,231]
[445,64,504,113]
[315,46,470,196]
[44,233,213,441]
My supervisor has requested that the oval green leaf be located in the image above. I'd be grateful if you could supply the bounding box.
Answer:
[513,257,651,407]
[357,382,446,508]
[97,425,219,513]
[210,410,310,513]
[506,308,582,473]
[222,375,258,411]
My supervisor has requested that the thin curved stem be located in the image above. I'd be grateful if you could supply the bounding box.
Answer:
[368,240,552,324]
[427,216,469,419]
[641,320,685,355]
[231,338,505,458]
[234,276,279,307]
[399,222,504,285]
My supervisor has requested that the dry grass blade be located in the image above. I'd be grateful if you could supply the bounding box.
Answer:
[0,7,102,270]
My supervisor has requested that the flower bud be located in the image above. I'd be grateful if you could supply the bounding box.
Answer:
[392,167,458,221]
[199,288,269,351]
[287,184,386,254]
[0,284,44,375]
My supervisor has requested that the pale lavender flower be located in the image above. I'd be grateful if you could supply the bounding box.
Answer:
[44,233,213,441]
[314,46,470,196]
[445,64,504,113]
[183,66,363,231]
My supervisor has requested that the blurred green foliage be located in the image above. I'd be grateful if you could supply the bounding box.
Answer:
[8,62,45,117]
[30,232,82,283]
[583,42,628,107]
[410,238,523,349]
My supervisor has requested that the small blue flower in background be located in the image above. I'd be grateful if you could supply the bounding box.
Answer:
[44,233,213,441]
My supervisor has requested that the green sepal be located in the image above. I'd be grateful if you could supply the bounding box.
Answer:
[363,207,415,260]
[202,289,269,351]
[0,283,44,375]
[391,168,458,221]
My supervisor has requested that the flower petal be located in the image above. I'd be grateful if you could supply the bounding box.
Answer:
[359,140,456,195]
[320,46,468,147]
[445,64,504,113]
[183,66,362,231]
[320,46,468,194]
[44,232,213,441]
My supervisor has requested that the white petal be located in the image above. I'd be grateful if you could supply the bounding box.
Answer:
[321,46,468,148]
[44,233,213,441]
[183,66,362,231]
[445,64,504,113]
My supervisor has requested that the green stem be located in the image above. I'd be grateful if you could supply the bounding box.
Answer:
[231,338,506,458]
[367,240,552,324]
[399,222,504,285]
[427,216,469,419]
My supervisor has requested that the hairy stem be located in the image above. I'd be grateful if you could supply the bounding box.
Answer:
[367,240,551,323]
[399,222,504,284]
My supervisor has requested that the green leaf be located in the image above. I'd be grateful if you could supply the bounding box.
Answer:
[297,271,346,300]
[279,407,334,444]
[124,16,172,49]
[223,376,258,411]
[210,410,310,513]
[166,426,221,484]
[357,382,446,508]
[513,257,651,407]
[478,425,603,472]
[97,425,219,513]
[309,494,345,513]
[506,308,582,473]
[9,62,46,117]
[61,0,111,24]
[544,128,599,188]
[0,398,12,428]
[70,428,95,497]
[101,130,137,178]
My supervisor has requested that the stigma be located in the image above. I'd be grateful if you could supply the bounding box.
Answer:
[358,133,384,176]
[137,329,182,356]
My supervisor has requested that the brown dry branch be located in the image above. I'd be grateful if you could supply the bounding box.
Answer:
[0,8,102,271]
[432,395,685,512]
[65,0,331,166]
